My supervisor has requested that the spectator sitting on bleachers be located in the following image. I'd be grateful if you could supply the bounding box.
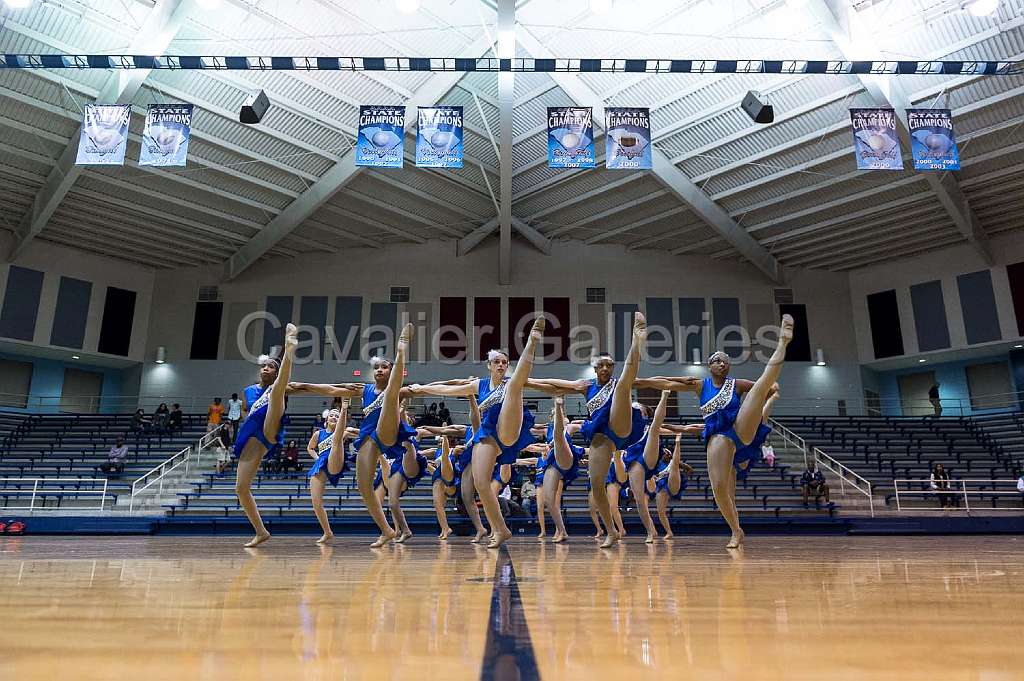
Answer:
[130,409,151,436]
[153,403,170,433]
[930,463,955,508]
[168,404,183,434]
[99,438,129,475]
[800,464,830,507]
[497,483,525,517]
[520,478,538,516]
[1017,470,1024,507]
[206,397,224,433]
[438,401,451,425]
[279,440,302,474]
[761,438,776,468]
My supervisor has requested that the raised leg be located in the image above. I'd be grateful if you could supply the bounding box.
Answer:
[356,441,395,547]
[668,433,683,495]
[460,467,487,542]
[588,438,618,547]
[262,323,298,444]
[496,316,545,445]
[609,312,646,437]
[377,323,413,447]
[707,435,744,548]
[656,492,673,538]
[734,315,793,443]
[310,474,333,544]
[235,442,270,547]
[627,464,657,543]
[432,480,452,539]
[543,468,567,541]
[643,391,670,471]
[472,441,511,548]
[387,473,412,543]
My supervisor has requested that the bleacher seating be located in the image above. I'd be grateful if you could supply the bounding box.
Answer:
[776,414,1023,510]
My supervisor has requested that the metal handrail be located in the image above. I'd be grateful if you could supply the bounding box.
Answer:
[893,478,1023,515]
[128,425,225,515]
[768,418,808,467]
[0,477,110,512]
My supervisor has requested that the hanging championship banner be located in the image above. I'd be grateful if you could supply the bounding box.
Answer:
[356,105,405,168]
[849,107,903,171]
[75,104,131,166]
[415,106,463,168]
[907,108,960,171]
[547,107,595,169]
[139,103,193,167]
[605,107,652,170]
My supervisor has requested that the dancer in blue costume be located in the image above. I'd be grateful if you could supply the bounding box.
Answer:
[410,315,546,549]
[288,323,415,547]
[530,312,647,548]
[515,441,557,539]
[654,432,698,540]
[538,396,584,543]
[598,448,628,540]
[638,314,793,548]
[233,323,298,548]
[426,434,467,540]
[305,400,354,545]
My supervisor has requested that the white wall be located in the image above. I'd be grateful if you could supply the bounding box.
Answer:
[0,233,156,363]
[848,232,1024,364]
[138,238,864,412]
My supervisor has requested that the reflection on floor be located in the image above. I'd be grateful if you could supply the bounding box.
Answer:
[0,535,1022,680]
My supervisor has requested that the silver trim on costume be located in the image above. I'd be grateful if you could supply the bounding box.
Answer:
[699,377,735,419]
[477,378,509,413]
[586,378,615,415]
[317,435,332,454]
[362,387,386,415]
[248,386,271,415]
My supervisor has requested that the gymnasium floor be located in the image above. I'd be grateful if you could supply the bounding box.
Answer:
[0,535,1021,680]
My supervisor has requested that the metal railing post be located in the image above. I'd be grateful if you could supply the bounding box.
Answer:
[962,480,971,515]
[895,481,901,512]
[29,479,38,513]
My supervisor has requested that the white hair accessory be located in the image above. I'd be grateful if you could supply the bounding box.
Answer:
[257,354,280,367]
[590,353,614,368]
[708,351,730,365]
[487,349,509,362]
[369,356,392,369]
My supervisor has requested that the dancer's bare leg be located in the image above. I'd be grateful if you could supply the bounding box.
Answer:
[543,469,567,542]
[392,443,419,543]
[708,436,744,548]
[387,473,412,543]
[496,316,545,445]
[376,323,413,446]
[537,483,548,539]
[310,474,333,544]
[627,464,657,543]
[588,438,617,548]
[609,312,646,436]
[588,491,605,538]
[734,315,793,443]
[473,442,510,548]
[551,397,575,471]
[432,480,452,539]
[607,484,626,537]
[656,492,673,538]
[644,391,670,469]
[461,468,487,542]
[261,323,297,445]
[357,442,395,547]
[235,443,269,547]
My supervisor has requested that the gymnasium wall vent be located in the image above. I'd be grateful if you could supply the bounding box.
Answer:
[586,287,606,303]
[390,286,410,303]
[198,285,220,301]
[773,288,794,305]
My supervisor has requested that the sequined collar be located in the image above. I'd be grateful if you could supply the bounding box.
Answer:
[586,378,615,415]
[699,378,735,419]
[363,385,385,415]
[478,377,509,413]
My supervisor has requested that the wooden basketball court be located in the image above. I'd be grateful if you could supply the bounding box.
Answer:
[0,535,1021,680]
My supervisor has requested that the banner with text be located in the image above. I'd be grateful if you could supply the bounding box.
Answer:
[907,108,960,171]
[850,107,903,171]
[356,105,405,168]
[416,106,463,168]
[75,104,131,166]
[605,107,652,170]
[139,103,192,167]
[547,106,595,168]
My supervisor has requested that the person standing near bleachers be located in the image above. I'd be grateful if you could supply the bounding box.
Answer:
[207,397,225,433]
[929,383,942,417]
[226,393,243,443]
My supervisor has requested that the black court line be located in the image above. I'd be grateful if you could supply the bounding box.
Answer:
[480,544,540,681]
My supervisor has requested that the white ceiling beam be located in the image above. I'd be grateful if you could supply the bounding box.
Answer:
[805,0,992,265]
[586,206,688,245]
[545,190,670,239]
[527,173,647,222]
[317,203,427,244]
[7,0,196,262]
[224,33,496,280]
[497,0,515,285]
[458,218,499,255]
[344,190,465,239]
[512,217,551,255]
[516,27,783,283]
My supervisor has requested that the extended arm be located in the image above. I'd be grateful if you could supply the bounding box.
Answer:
[306,431,319,461]
[287,382,363,398]
[408,379,480,398]
[468,393,481,432]
[634,376,702,392]
[526,378,589,395]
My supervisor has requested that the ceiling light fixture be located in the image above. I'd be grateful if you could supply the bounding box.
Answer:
[71,355,80,360]
[396,0,421,14]
[918,359,927,363]
[964,0,999,16]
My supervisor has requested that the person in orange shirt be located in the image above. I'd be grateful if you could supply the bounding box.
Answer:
[207,397,225,432]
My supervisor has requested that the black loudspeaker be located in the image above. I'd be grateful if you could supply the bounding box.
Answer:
[741,90,774,124]
[239,90,270,124]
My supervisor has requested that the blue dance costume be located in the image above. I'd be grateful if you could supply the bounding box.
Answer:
[655,462,689,500]
[699,377,749,449]
[579,378,645,449]
[734,423,771,480]
[492,463,511,492]
[533,449,551,487]
[541,423,583,486]
[431,450,459,490]
[454,427,474,477]
[622,423,661,478]
[471,377,535,465]
[353,383,417,460]
[232,383,285,460]
[389,440,428,491]
[307,427,348,487]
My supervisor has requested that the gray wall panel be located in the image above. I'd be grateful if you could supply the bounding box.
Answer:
[331,296,363,362]
[957,270,1001,345]
[0,266,44,341]
[50,276,92,349]
[910,280,951,352]
[645,297,675,363]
